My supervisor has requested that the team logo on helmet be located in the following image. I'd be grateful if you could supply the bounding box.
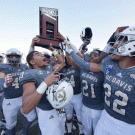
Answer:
[54,88,66,103]
[46,80,73,109]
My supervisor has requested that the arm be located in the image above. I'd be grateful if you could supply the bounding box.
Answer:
[0,72,14,92]
[70,51,101,73]
[79,42,89,58]
[47,44,66,72]
[97,51,108,63]
[28,37,40,54]
[98,26,129,63]
[22,70,59,114]
[58,33,84,58]
[28,37,40,69]
[52,53,66,72]
[114,26,129,35]
[0,72,6,92]
[58,34,101,72]
[65,52,80,71]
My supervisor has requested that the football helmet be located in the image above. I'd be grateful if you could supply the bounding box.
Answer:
[0,53,4,63]
[46,75,73,109]
[80,27,92,44]
[41,51,50,58]
[111,26,135,57]
[6,48,22,64]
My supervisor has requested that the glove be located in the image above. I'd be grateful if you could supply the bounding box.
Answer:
[66,37,79,53]
[59,37,73,54]
[59,42,73,54]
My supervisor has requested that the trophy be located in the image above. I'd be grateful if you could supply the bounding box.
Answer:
[35,7,60,49]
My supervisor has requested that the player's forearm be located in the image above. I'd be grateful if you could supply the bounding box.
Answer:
[66,52,80,71]
[70,51,90,71]
[70,51,102,72]
[90,63,102,73]
[55,53,65,65]
[22,82,47,114]
[0,78,7,93]
[22,92,42,114]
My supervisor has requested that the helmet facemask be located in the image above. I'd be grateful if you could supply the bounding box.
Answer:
[113,33,135,57]
[80,27,92,44]
[6,48,22,65]
[6,55,21,65]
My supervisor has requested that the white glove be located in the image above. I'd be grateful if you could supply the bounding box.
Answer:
[65,37,79,53]
[59,40,73,54]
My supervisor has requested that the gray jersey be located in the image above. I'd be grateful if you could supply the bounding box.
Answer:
[19,64,53,111]
[101,55,135,124]
[0,63,28,99]
[61,66,81,95]
[80,69,104,110]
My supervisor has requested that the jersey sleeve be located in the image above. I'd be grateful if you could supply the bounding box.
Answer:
[19,70,36,86]
[20,64,29,70]
[0,64,9,73]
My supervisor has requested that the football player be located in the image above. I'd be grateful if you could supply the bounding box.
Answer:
[0,53,6,131]
[19,40,66,135]
[41,51,51,63]
[62,26,135,135]
[0,48,36,135]
[60,39,104,134]
[98,26,129,63]
[0,53,4,64]
[80,50,104,135]
[60,53,83,135]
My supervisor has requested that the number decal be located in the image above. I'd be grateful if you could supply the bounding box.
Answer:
[113,91,128,115]
[82,80,96,98]
[91,84,96,98]
[19,71,24,79]
[12,78,19,89]
[104,83,128,115]
[82,80,89,97]
[70,75,75,87]
[104,83,111,106]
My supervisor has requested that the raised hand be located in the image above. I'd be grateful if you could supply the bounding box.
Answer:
[31,37,40,47]
[44,68,60,87]
[5,74,14,87]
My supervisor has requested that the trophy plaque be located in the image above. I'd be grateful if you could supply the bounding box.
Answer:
[35,7,60,49]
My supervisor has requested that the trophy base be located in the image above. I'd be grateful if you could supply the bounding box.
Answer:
[37,35,60,46]
[35,35,61,49]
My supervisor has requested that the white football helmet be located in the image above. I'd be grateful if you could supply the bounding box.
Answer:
[80,27,92,44]
[41,51,50,58]
[6,48,22,64]
[112,26,135,57]
[46,78,73,109]
[0,53,4,63]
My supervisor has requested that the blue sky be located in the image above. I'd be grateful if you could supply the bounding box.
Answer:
[0,0,135,60]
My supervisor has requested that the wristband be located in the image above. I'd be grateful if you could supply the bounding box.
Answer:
[36,81,47,94]
[29,46,34,52]
[52,50,59,57]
